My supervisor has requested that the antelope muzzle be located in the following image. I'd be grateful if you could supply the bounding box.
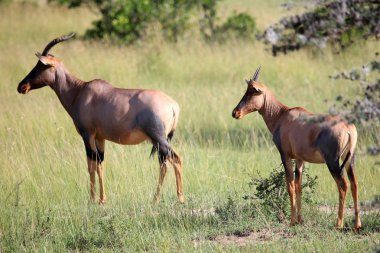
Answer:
[232,108,243,119]
[17,81,31,94]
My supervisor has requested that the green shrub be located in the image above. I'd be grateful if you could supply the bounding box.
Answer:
[218,12,256,40]
[50,0,256,44]
[215,165,318,224]
[215,197,239,223]
[245,164,318,223]
[53,0,155,43]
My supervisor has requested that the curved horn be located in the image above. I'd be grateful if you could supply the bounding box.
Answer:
[252,66,261,81]
[42,32,76,56]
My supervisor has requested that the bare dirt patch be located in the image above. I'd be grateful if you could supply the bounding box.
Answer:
[190,207,216,216]
[195,227,293,247]
[192,199,380,247]
[212,228,293,245]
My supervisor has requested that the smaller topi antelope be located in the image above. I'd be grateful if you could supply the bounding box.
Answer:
[232,67,361,231]
[17,33,184,204]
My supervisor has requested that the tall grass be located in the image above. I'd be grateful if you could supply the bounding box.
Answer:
[0,1,379,252]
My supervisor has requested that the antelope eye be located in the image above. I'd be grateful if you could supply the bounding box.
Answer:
[253,91,261,95]
[247,88,258,95]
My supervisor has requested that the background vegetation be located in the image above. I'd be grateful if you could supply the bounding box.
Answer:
[49,0,256,43]
[260,0,380,56]
[0,0,379,252]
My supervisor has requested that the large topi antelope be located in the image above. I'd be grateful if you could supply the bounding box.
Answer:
[17,33,184,204]
[232,67,361,231]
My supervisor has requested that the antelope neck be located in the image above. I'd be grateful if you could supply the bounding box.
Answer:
[258,90,288,134]
[50,66,85,117]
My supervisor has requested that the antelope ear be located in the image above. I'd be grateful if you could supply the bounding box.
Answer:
[245,79,250,85]
[254,87,263,94]
[35,52,55,66]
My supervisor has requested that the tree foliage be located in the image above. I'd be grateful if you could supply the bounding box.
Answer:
[216,12,256,41]
[50,0,256,43]
[260,0,380,56]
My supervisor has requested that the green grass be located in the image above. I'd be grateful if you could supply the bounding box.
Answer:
[1,1,380,252]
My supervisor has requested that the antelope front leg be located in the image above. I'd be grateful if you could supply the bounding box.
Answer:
[97,164,106,204]
[83,132,105,204]
[87,158,106,204]
[282,156,297,226]
[95,139,106,204]
[87,158,96,202]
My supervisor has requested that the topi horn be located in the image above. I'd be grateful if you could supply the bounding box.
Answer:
[42,32,76,56]
[252,66,261,81]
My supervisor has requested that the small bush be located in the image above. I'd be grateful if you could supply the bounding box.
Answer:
[215,197,239,223]
[245,164,318,223]
[215,165,318,225]
[215,12,256,41]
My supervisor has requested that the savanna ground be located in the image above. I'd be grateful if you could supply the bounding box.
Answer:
[0,0,379,252]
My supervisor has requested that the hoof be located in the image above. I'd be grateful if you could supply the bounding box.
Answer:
[354,224,362,233]
[178,195,185,204]
[289,216,299,226]
[335,219,344,230]
[153,196,160,204]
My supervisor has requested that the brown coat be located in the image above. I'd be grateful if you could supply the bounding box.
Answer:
[17,33,184,204]
[232,67,360,231]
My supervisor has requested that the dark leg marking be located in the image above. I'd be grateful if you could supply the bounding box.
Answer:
[80,130,104,163]
[340,151,350,171]
[137,109,173,163]
[84,140,104,163]
[154,138,172,164]
[167,130,175,142]
[314,129,342,176]
[273,127,288,172]
[96,146,104,162]
[272,127,283,155]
